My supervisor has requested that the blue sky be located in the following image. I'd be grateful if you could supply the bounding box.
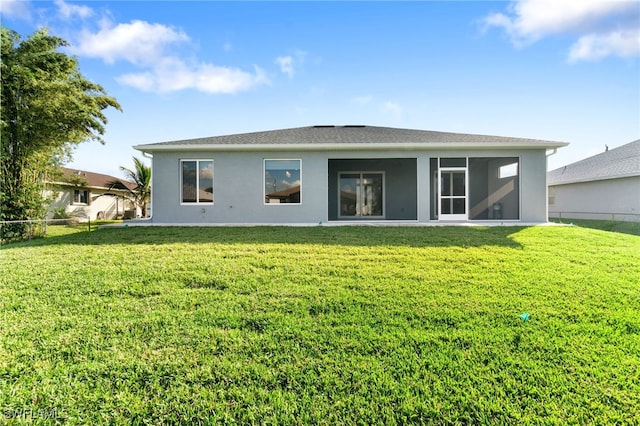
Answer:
[2,0,639,178]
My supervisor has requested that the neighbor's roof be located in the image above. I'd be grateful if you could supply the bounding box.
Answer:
[52,168,136,191]
[134,125,568,152]
[548,139,640,185]
[267,185,301,198]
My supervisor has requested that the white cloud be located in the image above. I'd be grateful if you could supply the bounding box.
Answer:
[569,28,640,62]
[352,97,404,119]
[200,163,214,179]
[281,179,301,188]
[275,50,307,78]
[382,101,403,119]
[70,18,267,94]
[72,20,189,65]
[275,56,295,78]
[1,0,32,21]
[117,58,268,94]
[54,0,93,20]
[482,0,640,61]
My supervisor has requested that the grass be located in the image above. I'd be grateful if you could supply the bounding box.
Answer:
[549,217,640,236]
[1,225,639,424]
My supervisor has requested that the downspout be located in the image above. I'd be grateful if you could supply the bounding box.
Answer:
[142,151,153,222]
[545,148,559,222]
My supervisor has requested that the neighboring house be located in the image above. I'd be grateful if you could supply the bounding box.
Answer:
[133,125,567,225]
[46,168,138,221]
[548,140,640,222]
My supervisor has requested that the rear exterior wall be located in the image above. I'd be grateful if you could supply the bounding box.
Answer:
[148,148,549,224]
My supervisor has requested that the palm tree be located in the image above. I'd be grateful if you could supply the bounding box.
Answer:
[119,157,151,218]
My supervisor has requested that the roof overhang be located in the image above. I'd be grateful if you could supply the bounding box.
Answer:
[48,181,133,191]
[549,173,640,186]
[134,141,569,153]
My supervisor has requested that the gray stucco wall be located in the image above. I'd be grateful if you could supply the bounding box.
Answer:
[151,151,329,224]
[549,176,640,222]
[519,150,548,222]
[148,148,550,224]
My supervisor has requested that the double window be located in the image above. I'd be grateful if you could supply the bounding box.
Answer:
[264,159,301,204]
[181,160,213,204]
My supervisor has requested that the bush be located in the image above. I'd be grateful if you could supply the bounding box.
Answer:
[52,207,70,219]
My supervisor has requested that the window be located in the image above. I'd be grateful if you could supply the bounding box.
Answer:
[499,162,518,179]
[264,159,301,204]
[181,160,213,204]
[440,158,467,168]
[72,189,88,205]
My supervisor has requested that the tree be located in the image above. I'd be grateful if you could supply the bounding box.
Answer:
[1,27,121,242]
[118,157,151,218]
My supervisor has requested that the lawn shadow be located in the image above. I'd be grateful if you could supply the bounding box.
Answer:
[2,225,526,249]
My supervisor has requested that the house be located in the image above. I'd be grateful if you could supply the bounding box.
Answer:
[133,125,567,225]
[548,140,640,222]
[46,168,138,221]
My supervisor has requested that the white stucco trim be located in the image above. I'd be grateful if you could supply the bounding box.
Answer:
[135,141,568,153]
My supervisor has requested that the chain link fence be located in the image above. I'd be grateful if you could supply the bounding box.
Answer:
[0,218,92,244]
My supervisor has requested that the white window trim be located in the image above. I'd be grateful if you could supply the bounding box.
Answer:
[263,159,302,206]
[180,159,214,205]
[338,171,386,219]
[437,157,467,221]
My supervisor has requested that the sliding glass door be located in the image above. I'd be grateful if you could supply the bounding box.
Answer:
[339,172,384,218]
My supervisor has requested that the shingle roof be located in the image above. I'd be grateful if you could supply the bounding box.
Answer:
[548,139,640,185]
[134,125,567,151]
[55,168,136,191]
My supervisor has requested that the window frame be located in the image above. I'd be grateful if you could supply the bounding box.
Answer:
[337,171,386,219]
[263,159,302,205]
[180,159,214,205]
[72,189,89,205]
[437,158,468,221]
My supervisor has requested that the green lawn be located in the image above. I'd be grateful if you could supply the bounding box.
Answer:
[549,218,640,236]
[1,226,639,424]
